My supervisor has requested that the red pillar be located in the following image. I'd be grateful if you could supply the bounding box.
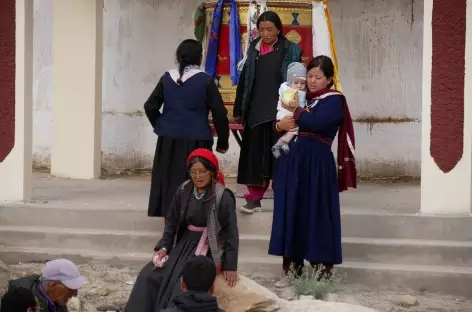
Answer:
[0,0,15,162]
[430,0,467,173]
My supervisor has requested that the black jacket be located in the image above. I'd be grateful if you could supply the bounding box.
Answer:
[161,292,223,312]
[233,37,302,123]
[7,275,68,312]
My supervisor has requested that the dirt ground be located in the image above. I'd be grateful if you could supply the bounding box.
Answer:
[1,261,471,312]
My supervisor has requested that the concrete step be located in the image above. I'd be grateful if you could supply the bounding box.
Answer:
[1,245,472,298]
[1,226,472,268]
[342,237,472,267]
[341,213,472,241]
[0,226,269,258]
[0,205,271,235]
[2,205,472,241]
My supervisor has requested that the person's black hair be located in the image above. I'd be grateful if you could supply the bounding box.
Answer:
[307,55,335,88]
[0,287,37,312]
[182,256,217,292]
[257,11,283,36]
[175,39,203,85]
[187,157,217,176]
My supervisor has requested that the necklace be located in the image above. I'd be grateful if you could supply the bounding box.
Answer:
[193,187,205,200]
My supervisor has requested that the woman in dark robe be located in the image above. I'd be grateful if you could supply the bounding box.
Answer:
[233,11,302,214]
[144,39,229,217]
[124,149,239,312]
[268,56,357,287]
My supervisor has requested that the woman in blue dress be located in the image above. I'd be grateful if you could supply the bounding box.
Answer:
[268,55,357,287]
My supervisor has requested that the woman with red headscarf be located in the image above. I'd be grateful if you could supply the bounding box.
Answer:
[125,149,239,312]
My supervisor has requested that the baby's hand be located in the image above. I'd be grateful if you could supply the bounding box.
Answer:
[288,99,298,109]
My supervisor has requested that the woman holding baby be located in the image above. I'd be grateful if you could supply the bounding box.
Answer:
[268,55,357,288]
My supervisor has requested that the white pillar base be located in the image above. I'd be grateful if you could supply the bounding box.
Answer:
[0,0,33,201]
[51,0,103,179]
[420,0,472,215]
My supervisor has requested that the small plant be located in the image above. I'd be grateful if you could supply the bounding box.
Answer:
[286,264,345,300]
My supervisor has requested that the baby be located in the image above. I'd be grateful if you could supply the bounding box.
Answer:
[272,62,307,158]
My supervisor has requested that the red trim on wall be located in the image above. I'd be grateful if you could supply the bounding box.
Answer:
[0,0,15,162]
[430,0,466,173]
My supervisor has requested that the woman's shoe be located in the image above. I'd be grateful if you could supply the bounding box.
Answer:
[239,199,262,214]
[275,276,291,288]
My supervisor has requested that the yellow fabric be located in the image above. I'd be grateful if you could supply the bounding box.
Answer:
[323,0,343,92]
[282,89,298,106]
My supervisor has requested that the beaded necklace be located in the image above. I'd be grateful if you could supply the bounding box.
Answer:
[193,187,206,200]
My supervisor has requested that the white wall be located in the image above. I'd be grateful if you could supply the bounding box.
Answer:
[331,0,423,176]
[32,0,423,177]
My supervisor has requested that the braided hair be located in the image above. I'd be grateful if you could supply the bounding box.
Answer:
[175,39,203,84]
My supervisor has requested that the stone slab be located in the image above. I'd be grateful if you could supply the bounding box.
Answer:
[1,246,472,298]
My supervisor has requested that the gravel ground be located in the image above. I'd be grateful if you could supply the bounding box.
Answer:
[1,261,471,312]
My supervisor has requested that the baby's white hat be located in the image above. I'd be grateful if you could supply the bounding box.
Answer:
[287,62,307,85]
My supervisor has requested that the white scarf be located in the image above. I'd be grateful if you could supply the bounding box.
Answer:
[238,0,268,71]
[168,65,204,84]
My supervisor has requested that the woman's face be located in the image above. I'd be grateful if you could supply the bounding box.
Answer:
[189,162,212,189]
[258,21,279,45]
[307,66,332,92]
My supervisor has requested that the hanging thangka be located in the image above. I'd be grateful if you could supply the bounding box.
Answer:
[205,0,242,86]
[238,0,268,71]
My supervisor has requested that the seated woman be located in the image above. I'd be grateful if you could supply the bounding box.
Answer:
[124,149,239,312]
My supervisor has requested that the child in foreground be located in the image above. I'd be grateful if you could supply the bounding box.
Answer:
[272,62,307,158]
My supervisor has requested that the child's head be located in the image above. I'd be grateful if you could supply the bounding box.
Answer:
[1,287,40,312]
[287,62,307,91]
[181,256,217,293]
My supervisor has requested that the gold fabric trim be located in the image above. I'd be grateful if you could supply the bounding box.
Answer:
[324,3,342,91]
[214,76,236,103]
[221,92,236,104]
[285,30,302,44]
[205,5,312,27]
[205,6,249,26]
[217,75,235,89]
[268,7,312,26]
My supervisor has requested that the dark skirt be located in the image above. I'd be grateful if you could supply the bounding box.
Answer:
[148,136,213,217]
[237,122,277,186]
[124,230,203,312]
[268,136,342,265]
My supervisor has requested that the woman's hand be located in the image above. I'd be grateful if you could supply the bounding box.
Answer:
[277,116,296,132]
[152,249,167,266]
[223,270,239,287]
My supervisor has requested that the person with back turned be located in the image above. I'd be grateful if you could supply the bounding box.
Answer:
[161,256,223,312]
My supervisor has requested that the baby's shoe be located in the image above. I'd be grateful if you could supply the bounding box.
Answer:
[281,143,290,154]
[272,145,282,158]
